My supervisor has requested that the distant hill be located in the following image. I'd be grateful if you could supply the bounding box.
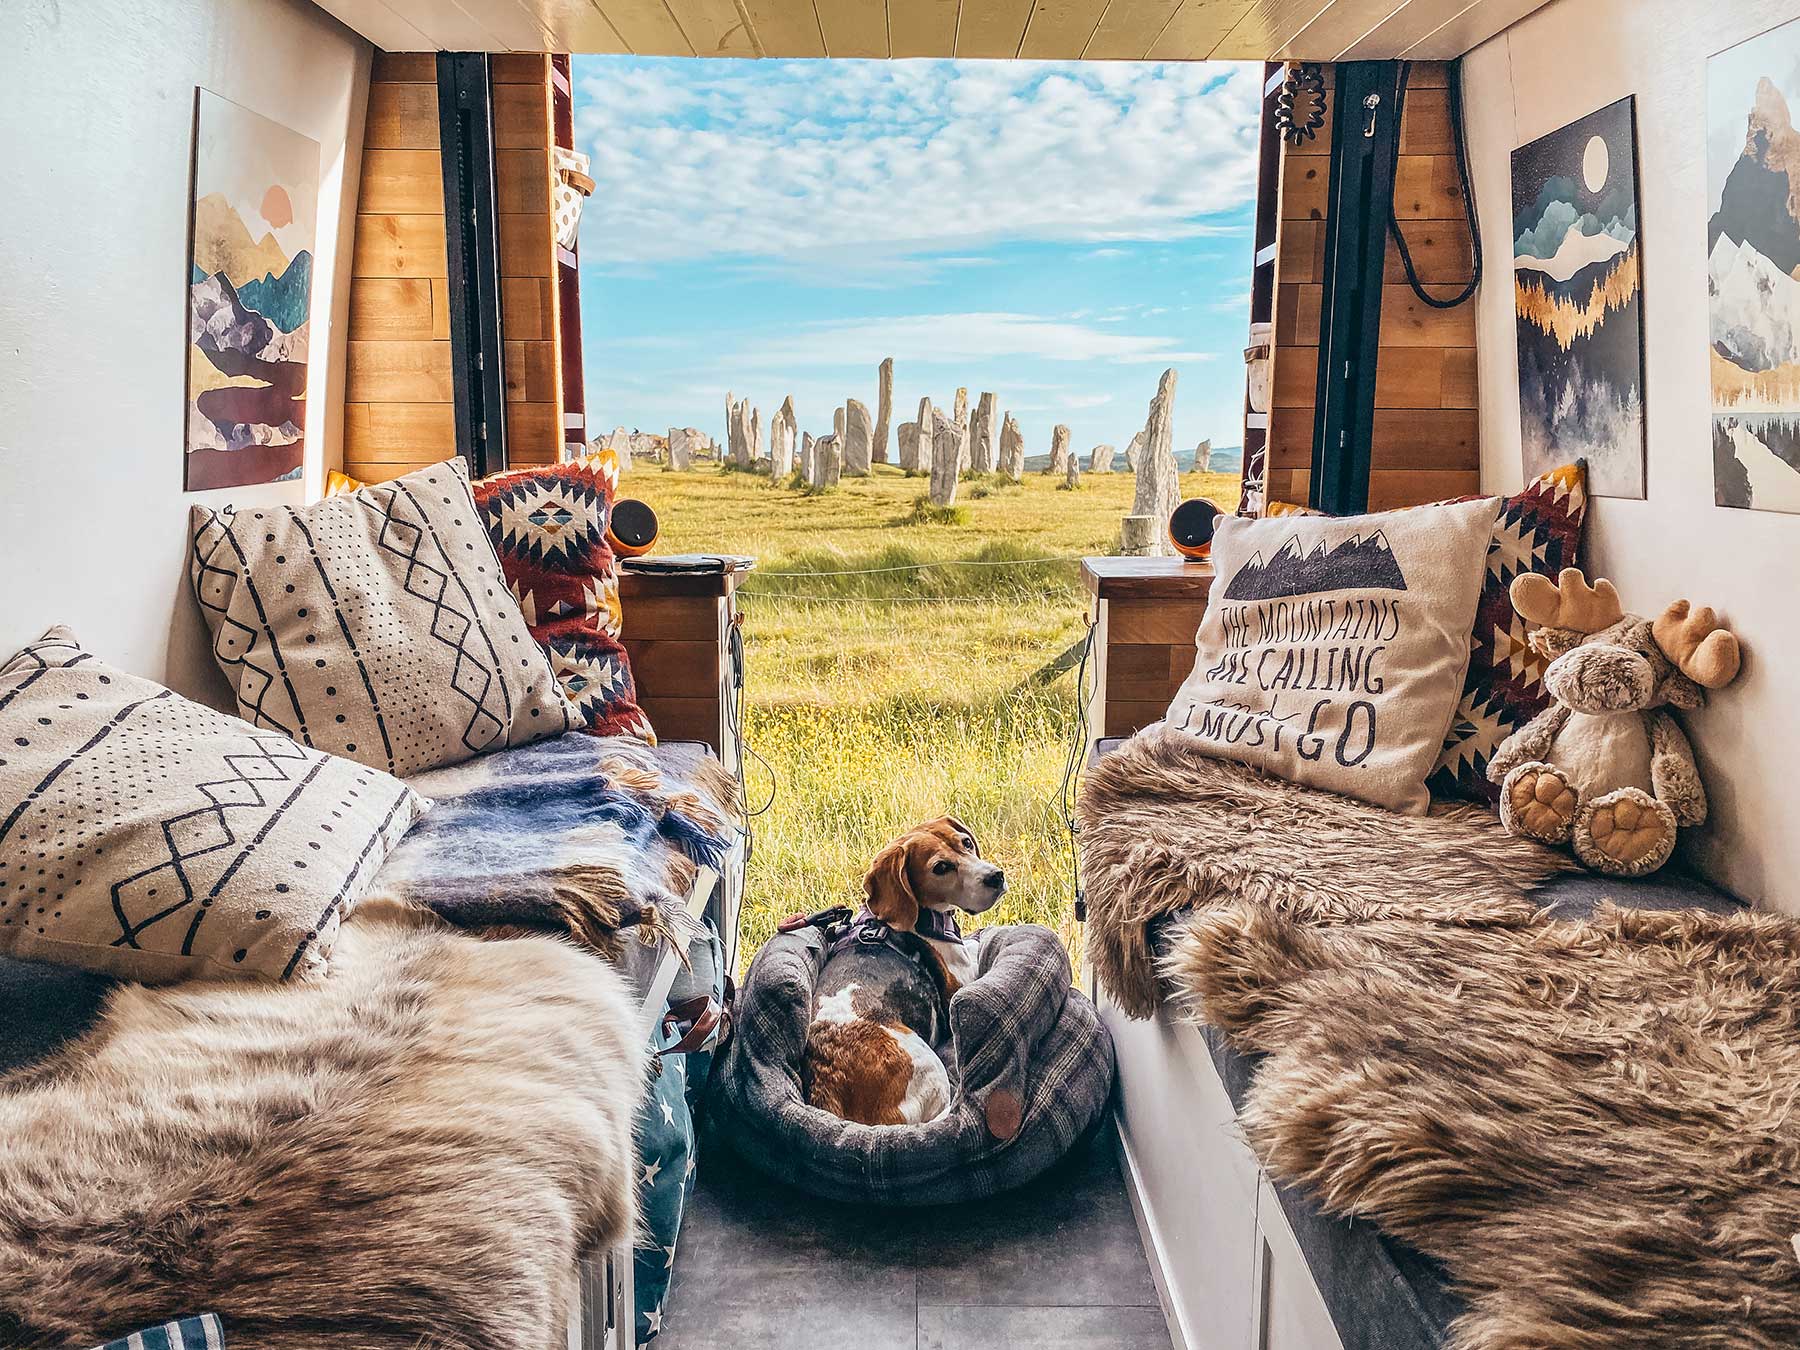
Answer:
[1021,443,1242,474]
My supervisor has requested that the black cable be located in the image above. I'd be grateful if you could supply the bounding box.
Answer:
[1055,618,1095,924]
[1387,59,1483,310]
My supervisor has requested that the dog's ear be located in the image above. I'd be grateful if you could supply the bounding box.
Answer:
[864,838,920,932]
[937,815,980,856]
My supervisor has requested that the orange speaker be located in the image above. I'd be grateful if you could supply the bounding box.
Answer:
[1168,498,1222,560]
[607,499,659,557]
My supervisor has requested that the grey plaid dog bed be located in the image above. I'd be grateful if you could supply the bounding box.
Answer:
[707,923,1114,1205]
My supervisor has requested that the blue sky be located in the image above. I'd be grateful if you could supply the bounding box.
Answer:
[571,56,1260,460]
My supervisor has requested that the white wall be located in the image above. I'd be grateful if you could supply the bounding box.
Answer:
[0,0,369,702]
[1464,0,1800,912]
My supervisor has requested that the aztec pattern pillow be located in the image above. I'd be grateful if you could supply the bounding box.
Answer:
[469,452,654,741]
[90,1315,224,1350]
[1430,461,1588,800]
[190,459,579,777]
[1166,496,1501,815]
[0,629,424,983]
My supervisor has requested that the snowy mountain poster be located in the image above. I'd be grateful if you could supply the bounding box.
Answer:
[1512,97,1645,499]
[1709,20,1800,513]
[185,90,318,490]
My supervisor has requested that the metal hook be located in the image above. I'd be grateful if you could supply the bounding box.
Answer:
[1362,92,1381,138]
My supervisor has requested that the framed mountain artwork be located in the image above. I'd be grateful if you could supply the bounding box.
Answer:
[1512,97,1646,499]
[185,90,319,491]
[1709,20,1800,514]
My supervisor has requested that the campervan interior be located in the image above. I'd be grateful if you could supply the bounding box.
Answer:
[3,1,1797,1347]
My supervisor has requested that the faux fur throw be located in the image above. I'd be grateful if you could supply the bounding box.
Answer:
[1170,900,1800,1348]
[375,733,736,958]
[1076,726,1574,1017]
[0,914,643,1349]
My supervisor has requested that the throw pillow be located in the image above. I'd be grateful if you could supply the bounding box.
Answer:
[1429,462,1589,801]
[190,459,579,777]
[1165,496,1502,815]
[0,628,425,983]
[469,452,655,742]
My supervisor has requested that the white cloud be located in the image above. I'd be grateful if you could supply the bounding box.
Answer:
[573,58,1261,269]
[729,311,1216,369]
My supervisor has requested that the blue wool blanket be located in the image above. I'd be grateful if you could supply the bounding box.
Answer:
[369,734,737,957]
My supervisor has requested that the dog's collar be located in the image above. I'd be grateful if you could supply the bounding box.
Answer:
[913,906,964,945]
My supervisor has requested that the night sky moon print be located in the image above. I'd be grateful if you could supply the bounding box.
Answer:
[1512,97,1646,499]
[1708,18,1800,513]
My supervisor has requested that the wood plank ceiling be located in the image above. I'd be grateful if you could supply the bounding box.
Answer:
[310,0,1552,59]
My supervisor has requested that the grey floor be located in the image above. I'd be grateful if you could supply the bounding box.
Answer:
[657,1125,1173,1350]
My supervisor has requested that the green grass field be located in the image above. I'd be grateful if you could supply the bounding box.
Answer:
[629,461,1240,973]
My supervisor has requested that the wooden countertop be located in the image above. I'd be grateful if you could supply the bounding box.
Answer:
[1081,556,1216,602]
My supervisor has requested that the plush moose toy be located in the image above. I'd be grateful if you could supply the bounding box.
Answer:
[1487,568,1742,877]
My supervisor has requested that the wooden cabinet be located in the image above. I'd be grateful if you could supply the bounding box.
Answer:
[1080,556,1214,755]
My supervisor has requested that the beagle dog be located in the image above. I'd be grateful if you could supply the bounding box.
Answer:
[802,817,1006,1127]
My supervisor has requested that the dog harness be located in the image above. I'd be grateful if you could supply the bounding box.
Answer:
[778,905,964,1028]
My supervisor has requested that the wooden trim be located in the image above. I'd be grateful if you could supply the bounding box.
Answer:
[1081,557,1216,602]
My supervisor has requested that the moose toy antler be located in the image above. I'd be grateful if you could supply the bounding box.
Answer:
[1653,600,1742,689]
[1510,567,1624,633]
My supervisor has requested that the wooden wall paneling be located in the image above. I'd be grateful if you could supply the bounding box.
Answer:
[889,0,959,56]
[346,55,457,484]
[495,148,551,213]
[1019,0,1110,58]
[1213,0,1339,59]
[364,80,440,148]
[740,0,827,55]
[1274,0,1401,59]
[1262,62,1331,508]
[1145,0,1259,58]
[815,0,888,55]
[594,0,695,54]
[956,0,1038,56]
[373,0,507,50]
[492,56,563,468]
[664,0,760,56]
[1258,57,1479,513]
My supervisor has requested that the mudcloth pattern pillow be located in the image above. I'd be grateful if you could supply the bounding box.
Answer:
[1166,496,1501,815]
[469,452,654,742]
[191,460,578,777]
[0,629,424,983]
[1430,462,1589,800]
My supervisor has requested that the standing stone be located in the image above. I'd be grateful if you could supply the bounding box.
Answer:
[929,410,961,507]
[769,398,796,476]
[952,387,970,472]
[749,407,762,466]
[900,396,933,472]
[723,394,736,462]
[875,358,894,465]
[669,426,701,471]
[1046,424,1071,476]
[1064,452,1081,490]
[834,405,847,443]
[799,432,816,485]
[1126,368,1180,556]
[1193,438,1212,472]
[843,399,874,476]
[969,392,998,474]
[1123,430,1145,472]
[999,413,1024,482]
[1089,443,1115,473]
[818,434,842,488]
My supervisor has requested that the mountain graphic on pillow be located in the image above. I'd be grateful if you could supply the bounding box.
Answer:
[1223,531,1410,601]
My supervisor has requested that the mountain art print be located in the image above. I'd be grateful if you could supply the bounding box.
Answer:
[1512,97,1646,499]
[185,90,319,491]
[1708,19,1800,513]
[1221,531,1408,602]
